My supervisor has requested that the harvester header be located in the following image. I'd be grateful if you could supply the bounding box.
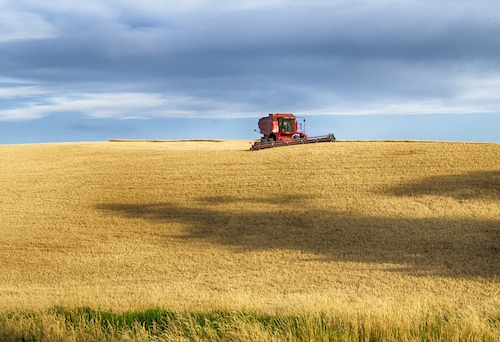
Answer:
[250,113,335,150]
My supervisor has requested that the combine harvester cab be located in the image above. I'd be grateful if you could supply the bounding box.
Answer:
[250,113,335,150]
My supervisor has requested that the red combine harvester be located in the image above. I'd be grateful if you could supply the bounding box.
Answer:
[250,113,335,150]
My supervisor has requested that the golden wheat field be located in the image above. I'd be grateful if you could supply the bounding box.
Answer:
[0,140,499,338]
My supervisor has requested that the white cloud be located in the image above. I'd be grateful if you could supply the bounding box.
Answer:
[1,88,496,122]
[319,100,496,116]
[0,10,57,41]
[0,77,38,85]
[0,86,49,98]
[456,75,500,103]
[0,92,257,121]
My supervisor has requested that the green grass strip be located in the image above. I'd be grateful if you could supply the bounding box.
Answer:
[1,307,499,341]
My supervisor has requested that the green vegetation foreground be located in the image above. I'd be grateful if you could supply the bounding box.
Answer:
[2,307,499,341]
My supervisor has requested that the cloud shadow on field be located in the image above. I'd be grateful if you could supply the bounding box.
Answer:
[97,195,500,279]
[384,170,500,200]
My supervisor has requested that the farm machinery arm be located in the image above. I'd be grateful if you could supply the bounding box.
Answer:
[250,133,336,150]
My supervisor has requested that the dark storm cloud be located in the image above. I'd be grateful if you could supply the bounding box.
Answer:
[1,0,499,119]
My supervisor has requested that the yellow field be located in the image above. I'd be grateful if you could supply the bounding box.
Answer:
[0,140,499,337]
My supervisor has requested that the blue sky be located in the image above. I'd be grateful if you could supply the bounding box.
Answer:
[0,0,499,144]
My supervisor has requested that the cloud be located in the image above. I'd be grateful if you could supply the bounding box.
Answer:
[0,92,258,121]
[0,9,56,42]
[0,85,49,98]
[0,0,499,121]
[456,75,500,103]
